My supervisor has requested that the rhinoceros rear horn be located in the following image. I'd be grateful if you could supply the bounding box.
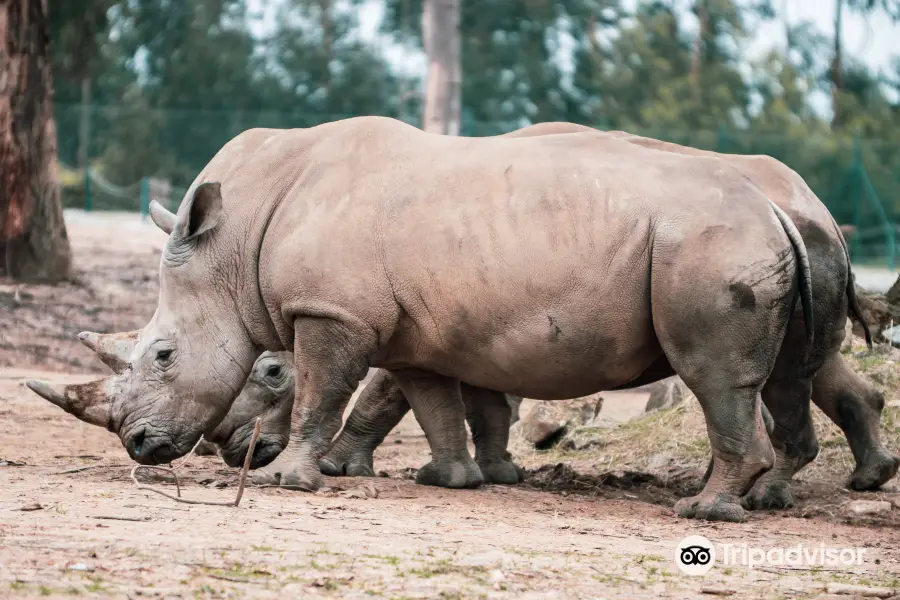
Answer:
[78,330,138,374]
[25,378,113,429]
[149,200,177,235]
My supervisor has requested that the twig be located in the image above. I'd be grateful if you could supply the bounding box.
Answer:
[129,420,261,508]
[133,465,183,497]
[53,465,98,475]
[90,515,151,522]
[207,573,253,583]
[233,418,262,508]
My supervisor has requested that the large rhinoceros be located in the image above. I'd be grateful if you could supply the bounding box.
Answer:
[316,124,899,505]
[27,116,818,522]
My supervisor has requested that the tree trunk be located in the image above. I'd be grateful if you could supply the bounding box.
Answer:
[690,0,707,86]
[0,0,71,283]
[421,0,460,135]
[831,0,845,127]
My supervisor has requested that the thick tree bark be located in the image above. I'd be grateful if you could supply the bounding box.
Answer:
[421,0,460,135]
[0,0,72,282]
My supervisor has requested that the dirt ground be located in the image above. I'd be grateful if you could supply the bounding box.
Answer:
[1,211,899,599]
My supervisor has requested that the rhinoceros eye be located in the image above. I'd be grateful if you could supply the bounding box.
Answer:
[265,364,281,378]
[156,349,173,364]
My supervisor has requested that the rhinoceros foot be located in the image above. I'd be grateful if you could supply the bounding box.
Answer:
[741,478,794,510]
[251,455,324,491]
[478,458,524,485]
[416,457,484,489]
[318,453,376,478]
[847,452,900,491]
[674,492,746,523]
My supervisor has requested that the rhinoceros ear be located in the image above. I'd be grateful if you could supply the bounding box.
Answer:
[176,182,223,240]
[149,200,176,235]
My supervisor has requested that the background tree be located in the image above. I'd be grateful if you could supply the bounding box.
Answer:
[0,0,71,282]
[421,0,460,134]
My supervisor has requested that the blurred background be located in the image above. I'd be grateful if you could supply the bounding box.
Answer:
[4,0,900,283]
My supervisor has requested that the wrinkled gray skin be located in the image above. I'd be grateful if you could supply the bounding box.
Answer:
[25,117,823,523]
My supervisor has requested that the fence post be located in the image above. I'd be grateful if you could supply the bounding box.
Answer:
[84,165,92,212]
[716,125,728,153]
[140,177,149,220]
[850,135,862,261]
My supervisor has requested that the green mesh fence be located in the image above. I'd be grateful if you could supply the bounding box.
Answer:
[56,102,899,267]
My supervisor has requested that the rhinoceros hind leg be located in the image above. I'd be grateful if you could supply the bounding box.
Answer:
[393,369,484,489]
[477,457,523,485]
[742,372,818,510]
[811,353,900,490]
[463,385,524,485]
[319,371,411,477]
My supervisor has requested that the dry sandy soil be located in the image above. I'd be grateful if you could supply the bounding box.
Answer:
[1,211,899,599]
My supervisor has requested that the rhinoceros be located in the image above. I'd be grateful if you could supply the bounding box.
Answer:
[26,116,819,522]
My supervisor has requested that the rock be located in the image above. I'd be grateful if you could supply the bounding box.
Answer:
[487,569,505,584]
[887,273,900,305]
[846,500,892,515]
[645,377,691,412]
[511,395,603,449]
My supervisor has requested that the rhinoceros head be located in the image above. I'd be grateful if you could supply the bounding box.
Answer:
[207,351,294,468]
[28,181,262,464]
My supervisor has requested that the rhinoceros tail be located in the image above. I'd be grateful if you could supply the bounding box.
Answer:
[768,199,814,352]
[825,213,873,348]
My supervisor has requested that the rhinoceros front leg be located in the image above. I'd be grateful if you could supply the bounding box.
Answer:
[391,369,484,488]
[319,370,411,477]
[463,385,524,484]
[251,317,373,491]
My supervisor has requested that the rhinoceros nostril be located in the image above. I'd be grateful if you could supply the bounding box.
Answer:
[131,428,146,457]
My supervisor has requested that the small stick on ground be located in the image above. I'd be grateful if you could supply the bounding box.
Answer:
[90,515,151,522]
[233,418,262,507]
[129,419,262,508]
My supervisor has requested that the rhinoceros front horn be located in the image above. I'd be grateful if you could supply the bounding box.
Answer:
[25,377,113,429]
[78,330,138,374]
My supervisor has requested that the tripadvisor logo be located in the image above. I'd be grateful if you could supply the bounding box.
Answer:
[674,535,870,576]
[675,535,716,576]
